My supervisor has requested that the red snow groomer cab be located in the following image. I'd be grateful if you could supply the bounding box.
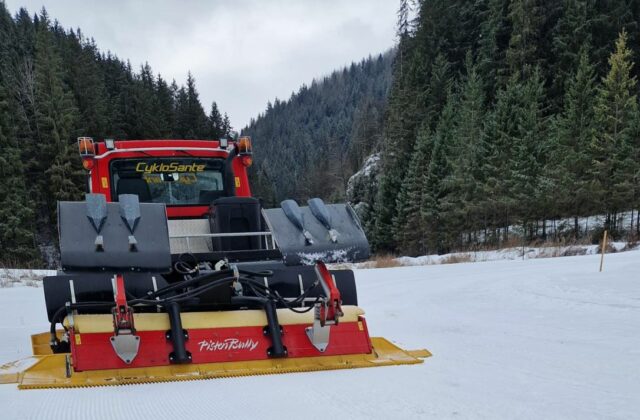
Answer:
[0,136,430,389]
[80,137,254,219]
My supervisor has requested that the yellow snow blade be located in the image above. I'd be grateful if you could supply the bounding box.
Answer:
[1,337,431,390]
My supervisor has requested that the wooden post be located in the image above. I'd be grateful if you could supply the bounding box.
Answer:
[599,230,608,272]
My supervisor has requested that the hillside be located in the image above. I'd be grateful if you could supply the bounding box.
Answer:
[242,51,393,206]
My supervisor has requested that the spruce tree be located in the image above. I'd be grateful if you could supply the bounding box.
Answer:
[0,6,38,265]
[393,124,434,255]
[550,0,593,108]
[476,0,510,98]
[186,72,209,137]
[483,74,523,239]
[506,0,544,78]
[173,85,190,137]
[509,67,548,235]
[222,113,232,137]
[590,31,639,228]
[421,93,457,254]
[372,46,421,251]
[155,74,175,138]
[0,88,38,265]
[128,63,160,138]
[442,53,487,244]
[65,32,108,137]
[172,73,209,139]
[348,98,384,171]
[33,10,82,219]
[208,101,223,138]
[425,53,453,129]
[553,46,597,235]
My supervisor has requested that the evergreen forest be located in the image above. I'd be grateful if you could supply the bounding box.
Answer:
[0,5,231,266]
[370,0,640,255]
[242,51,393,207]
[248,0,640,256]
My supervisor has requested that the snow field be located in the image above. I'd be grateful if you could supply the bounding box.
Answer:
[1,249,638,419]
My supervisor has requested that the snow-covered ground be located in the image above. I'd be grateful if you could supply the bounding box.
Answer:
[395,241,632,266]
[0,269,55,287]
[1,250,639,419]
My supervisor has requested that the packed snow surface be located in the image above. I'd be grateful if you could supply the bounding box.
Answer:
[1,250,639,419]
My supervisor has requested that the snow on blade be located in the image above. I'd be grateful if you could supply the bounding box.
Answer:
[296,248,352,265]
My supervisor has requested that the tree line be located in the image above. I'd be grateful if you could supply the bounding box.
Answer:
[4,1,640,265]
[365,0,640,256]
[0,6,230,266]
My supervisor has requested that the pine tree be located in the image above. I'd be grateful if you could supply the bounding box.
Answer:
[127,63,160,138]
[477,0,510,98]
[506,0,544,79]
[100,54,130,138]
[348,97,384,171]
[221,113,232,137]
[396,0,412,38]
[173,73,209,138]
[0,6,38,265]
[393,124,434,255]
[173,85,189,137]
[0,88,38,264]
[508,67,548,236]
[155,74,175,137]
[590,31,639,230]
[591,0,638,79]
[208,101,223,138]
[550,0,593,108]
[441,53,487,245]
[33,9,82,219]
[553,46,597,235]
[483,74,522,239]
[65,32,108,137]
[421,93,457,254]
[372,49,419,250]
[425,53,453,128]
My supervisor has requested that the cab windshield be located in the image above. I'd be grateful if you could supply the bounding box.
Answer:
[110,158,227,205]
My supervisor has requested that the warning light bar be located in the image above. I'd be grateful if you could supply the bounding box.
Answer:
[78,137,95,157]
[238,136,252,156]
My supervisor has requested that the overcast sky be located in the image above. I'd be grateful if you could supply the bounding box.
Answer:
[4,0,399,130]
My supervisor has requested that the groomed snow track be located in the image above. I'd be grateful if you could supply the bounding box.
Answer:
[1,250,639,419]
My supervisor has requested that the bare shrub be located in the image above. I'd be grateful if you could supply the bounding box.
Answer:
[604,242,617,253]
[373,254,403,268]
[622,239,639,251]
[0,269,17,288]
[560,246,588,257]
[440,253,473,264]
